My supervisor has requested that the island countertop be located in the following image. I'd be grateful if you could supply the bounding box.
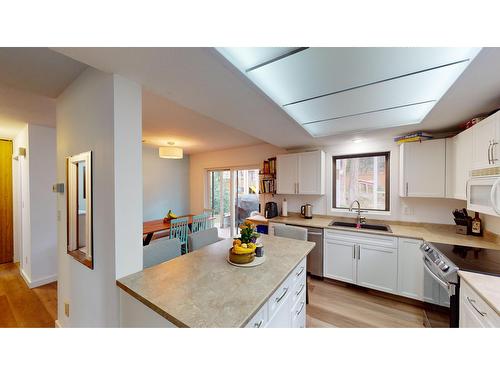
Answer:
[117,235,315,328]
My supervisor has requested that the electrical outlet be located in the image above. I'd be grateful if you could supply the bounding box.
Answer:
[403,205,414,216]
[64,303,70,317]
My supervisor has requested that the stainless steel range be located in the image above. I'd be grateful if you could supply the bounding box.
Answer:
[420,241,460,327]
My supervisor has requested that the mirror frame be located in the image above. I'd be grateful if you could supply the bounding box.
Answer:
[66,151,93,269]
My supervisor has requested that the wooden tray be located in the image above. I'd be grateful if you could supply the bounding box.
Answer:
[227,255,266,268]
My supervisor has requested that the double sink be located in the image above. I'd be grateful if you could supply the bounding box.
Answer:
[329,221,392,233]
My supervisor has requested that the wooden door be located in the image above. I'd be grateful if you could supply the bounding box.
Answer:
[0,139,13,263]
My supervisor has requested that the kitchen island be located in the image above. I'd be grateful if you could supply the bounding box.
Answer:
[117,235,315,328]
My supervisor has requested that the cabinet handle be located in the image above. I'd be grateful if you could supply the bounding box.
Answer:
[492,141,498,163]
[296,301,305,316]
[406,182,409,196]
[275,287,288,303]
[467,296,486,317]
[353,244,356,259]
[254,320,263,328]
[488,141,492,164]
[296,283,305,296]
[357,245,361,260]
[296,266,305,277]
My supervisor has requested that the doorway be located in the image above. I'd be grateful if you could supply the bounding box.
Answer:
[0,139,13,264]
[206,167,259,238]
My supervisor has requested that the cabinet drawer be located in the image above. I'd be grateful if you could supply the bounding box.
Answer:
[324,229,397,248]
[460,279,500,328]
[291,258,306,287]
[291,275,306,305]
[245,302,268,328]
[291,290,306,328]
[268,277,292,320]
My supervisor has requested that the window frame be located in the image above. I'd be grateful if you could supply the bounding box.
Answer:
[332,151,391,212]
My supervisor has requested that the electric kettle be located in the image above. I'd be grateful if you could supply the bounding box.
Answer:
[301,204,313,219]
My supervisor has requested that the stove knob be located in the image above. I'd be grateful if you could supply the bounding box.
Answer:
[423,245,431,252]
[440,263,450,272]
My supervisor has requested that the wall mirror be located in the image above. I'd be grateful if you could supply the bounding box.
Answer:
[67,151,93,269]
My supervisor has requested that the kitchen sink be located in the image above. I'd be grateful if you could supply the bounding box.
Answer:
[329,221,392,233]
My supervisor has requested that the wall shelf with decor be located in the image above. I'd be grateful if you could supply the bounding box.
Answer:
[259,157,276,195]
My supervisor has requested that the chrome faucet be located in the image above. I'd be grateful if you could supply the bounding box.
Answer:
[349,200,366,225]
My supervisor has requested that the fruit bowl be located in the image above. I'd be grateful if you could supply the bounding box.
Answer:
[228,249,255,264]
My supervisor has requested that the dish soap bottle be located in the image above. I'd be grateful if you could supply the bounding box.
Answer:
[471,212,483,236]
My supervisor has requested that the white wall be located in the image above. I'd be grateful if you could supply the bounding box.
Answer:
[12,124,57,287]
[276,139,463,224]
[483,214,500,235]
[143,145,190,220]
[189,143,285,214]
[191,139,462,225]
[27,125,57,284]
[56,68,142,327]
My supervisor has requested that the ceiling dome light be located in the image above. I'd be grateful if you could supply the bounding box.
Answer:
[159,142,183,159]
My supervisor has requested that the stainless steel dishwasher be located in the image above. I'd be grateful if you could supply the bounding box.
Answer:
[305,227,323,278]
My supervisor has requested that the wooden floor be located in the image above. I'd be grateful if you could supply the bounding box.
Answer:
[306,277,448,328]
[0,262,57,328]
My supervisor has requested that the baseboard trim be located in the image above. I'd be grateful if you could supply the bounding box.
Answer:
[20,269,57,289]
[55,320,62,328]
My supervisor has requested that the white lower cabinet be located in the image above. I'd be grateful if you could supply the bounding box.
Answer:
[324,230,397,293]
[324,230,449,306]
[245,257,307,328]
[460,279,500,328]
[397,238,424,300]
[324,238,357,283]
[357,244,397,294]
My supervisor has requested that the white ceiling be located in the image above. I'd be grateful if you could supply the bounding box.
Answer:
[52,47,311,148]
[0,81,56,139]
[2,47,500,151]
[218,47,480,137]
[0,48,87,98]
[142,89,263,154]
[54,47,500,149]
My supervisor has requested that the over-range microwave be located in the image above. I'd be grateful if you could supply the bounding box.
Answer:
[467,166,500,216]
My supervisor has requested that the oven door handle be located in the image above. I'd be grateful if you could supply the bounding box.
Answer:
[423,257,450,290]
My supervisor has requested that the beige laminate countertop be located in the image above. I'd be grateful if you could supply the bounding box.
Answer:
[117,235,315,328]
[458,271,500,315]
[269,213,500,250]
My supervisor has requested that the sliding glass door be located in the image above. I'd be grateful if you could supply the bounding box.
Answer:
[206,167,259,238]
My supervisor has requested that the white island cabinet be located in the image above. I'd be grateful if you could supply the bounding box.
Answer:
[117,236,313,328]
[459,273,500,328]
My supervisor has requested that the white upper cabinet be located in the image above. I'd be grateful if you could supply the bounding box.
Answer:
[399,139,446,198]
[472,112,500,170]
[276,150,325,195]
[446,128,473,200]
[276,154,298,194]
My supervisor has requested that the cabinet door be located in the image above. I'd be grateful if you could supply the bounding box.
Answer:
[397,238,424,301]
[401,139,446,198]
[357,244,398,294]
[276,154,298,194]
[454,129,473,200]
[459,298,486,328]
[297,150,325,195]
[266,293,292,328]
[324,239,357,284]
[472,114,497,169]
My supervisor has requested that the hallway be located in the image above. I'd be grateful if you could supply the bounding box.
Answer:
[0,263,57,327]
